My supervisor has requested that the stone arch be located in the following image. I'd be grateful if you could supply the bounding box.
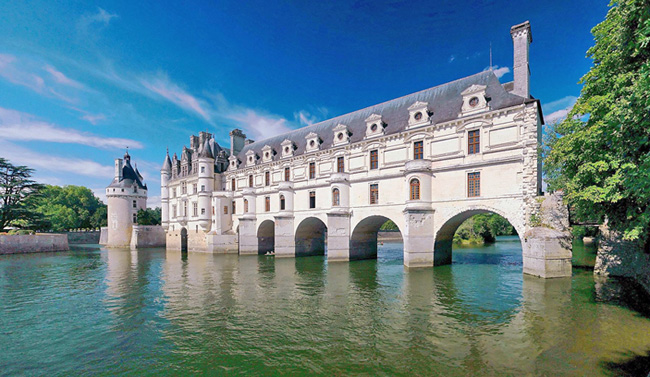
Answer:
[350,215,403,260]
[180,227,188,252]
[295,217,327,256]
[257,220,275,255]
[433,204,523,266]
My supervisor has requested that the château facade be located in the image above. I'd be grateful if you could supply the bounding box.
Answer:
[160,22,562,276]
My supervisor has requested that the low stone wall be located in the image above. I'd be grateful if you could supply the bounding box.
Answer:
[595,225,650,295]
[0,234,69,254]
[130,225,166,249]
[378,231,403,241]
[66,231,100,244]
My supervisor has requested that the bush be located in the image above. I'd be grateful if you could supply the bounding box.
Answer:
[8,229,35,235]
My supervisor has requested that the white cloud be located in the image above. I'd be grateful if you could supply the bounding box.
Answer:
[543,96,578,124]
[485,65,510,79]
[81,113,106,125]
[0,141,114,178]
[91,188,108,205]
[448,55,456,63]
[43,65,85,89]
[147,196,161,209]
[228,110,293,140]
[79,7,118,29]
[0,107,142,149]
[141,73,212,122]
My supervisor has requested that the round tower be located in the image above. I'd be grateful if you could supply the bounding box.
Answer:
[161,149,172,230]
[106,151,148,247]
[197,138,215,231]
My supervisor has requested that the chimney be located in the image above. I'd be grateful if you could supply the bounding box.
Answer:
[230,129,246,156]
[510,21,532,98]
[114,158,123,181]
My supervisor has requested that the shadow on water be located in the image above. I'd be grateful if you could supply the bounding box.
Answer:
[594,275,650,319]
[601,349,650,377]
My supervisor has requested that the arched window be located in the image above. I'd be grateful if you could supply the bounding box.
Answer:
[332,188,340,206]
[244,199,248,213]
[280,195,285,211]
[410,178,420,200]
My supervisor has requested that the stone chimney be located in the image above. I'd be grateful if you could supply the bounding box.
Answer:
[114,158,123,181]
[510,21,532,98]
[230,129,246,156]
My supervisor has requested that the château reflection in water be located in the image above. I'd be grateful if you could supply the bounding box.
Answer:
[1,238,649,376]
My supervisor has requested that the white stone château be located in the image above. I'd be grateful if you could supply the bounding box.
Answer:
[161,22,569,277]
[104,151,148,247]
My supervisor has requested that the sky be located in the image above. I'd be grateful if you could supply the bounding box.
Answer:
[0,0,611,208]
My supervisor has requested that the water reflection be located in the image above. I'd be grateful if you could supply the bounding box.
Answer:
[1,241,650,376]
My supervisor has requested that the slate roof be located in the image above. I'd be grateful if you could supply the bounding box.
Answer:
[108,152,147,190]
[237,70,536,161]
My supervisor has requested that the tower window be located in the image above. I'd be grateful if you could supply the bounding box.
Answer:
[193,202,198,217]
[201,185,205,192]
[284,167,290,182]
[337,157,344,173]
[201,208,205,215]
[369,184,379,205]
[280,195,285,210]
[332,188,340,206]
[244,199,249,213]
[410,179,420,200]
[223,206,228,215]
[133,200,136,208]
[193,184,197,194]
[468,172,480,197]
[468,130,480,154]
[231,178,236,191]
[309,162,316,179]
[309,191,316,209]
[249,175,253,187]
[201,166,205,173]
[265,196,270,212]
[414,141,423,160]
[133,214,137,223]
[370,150,378,170]
[265,171,270,186]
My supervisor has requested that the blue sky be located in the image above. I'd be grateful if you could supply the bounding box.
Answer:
[0,0,610,207]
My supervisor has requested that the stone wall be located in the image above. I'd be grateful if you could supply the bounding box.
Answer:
[0,234,69,254]
[129,225,166,249]
[595,225,650,295]
[66,231,100,244]
[99,227,108,245]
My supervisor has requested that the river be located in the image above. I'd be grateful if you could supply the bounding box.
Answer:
[1,236,649,376]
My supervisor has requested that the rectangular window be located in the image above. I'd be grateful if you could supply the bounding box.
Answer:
[468,172,480,197]
[172,205,177,218]
[223,206,228,215]
[284,167,290,181]
[231,178,236,191]
[337,156,344,173]
[414,141,423,160]
[173,188,176,198]
[201,208,205,215]
[232,202,236,214]
[468,130,480,155]
[193,184,197,194]
[132,200,136,208]
[370,150,378,170]
[201,185,205,192]
[309,162,316,179]
[182,182,186,194]
[265,171,270,186]
[265,196,270,212]
[309,191,316,209]
[183,202,187,216]
[193,202,198,216]
[201,166,205,173]
[370,184,379,205]
[249,175,253,187]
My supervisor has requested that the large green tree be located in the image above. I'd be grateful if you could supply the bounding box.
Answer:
[26,185,107,231]
[544,0,650,249]
[136,207,161,226]
[0,158,44,232]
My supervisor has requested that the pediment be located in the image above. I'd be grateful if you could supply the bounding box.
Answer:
[461,84,487,95]
[365,113,382,122]
[408,101,429,110]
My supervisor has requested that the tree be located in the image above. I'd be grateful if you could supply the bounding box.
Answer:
[25,185,107,231]
[545,0,650,249]
[136,207,161,225]
[0,158,44,232]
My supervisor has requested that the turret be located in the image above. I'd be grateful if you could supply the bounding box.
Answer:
[510,21,532,98]
[197,137,215,231]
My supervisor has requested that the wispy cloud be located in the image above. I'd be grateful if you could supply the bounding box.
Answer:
[141,73,212,122]
[0,107,142,149]
[485,65,510,79]
[543,95,578,124]
[448,55,456,63]
[44,65,85,89]
[0,140,114,178]
[81,113,106,125]
[78,7,118,29]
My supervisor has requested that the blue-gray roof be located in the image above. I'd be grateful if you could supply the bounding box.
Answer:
[238,70,533,161]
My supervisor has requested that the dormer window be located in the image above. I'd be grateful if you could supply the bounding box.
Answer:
[228,155,238,171]
[407,101,432,128]
[365,114,385,138]
[305,132,321,153]
[245,150,257,167]
[262,145,274,163]
[281,139,295,158]
[332,123,350,146]
[460,84,489,116]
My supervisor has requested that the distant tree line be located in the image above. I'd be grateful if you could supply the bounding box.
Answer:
[453,214,516,245]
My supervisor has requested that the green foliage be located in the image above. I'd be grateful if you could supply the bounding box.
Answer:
[25,185,107,231]
[572,225,600,239]
[0,158,44,232]
[136,207,161,226]
[8,229,35,235]
[544,0,650,247]
[380,219,398,231]
[453,213,516,245]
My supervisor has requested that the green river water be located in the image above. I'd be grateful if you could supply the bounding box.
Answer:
[1,237,649,376]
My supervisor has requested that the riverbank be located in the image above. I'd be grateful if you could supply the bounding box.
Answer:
[0,233,69,254]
